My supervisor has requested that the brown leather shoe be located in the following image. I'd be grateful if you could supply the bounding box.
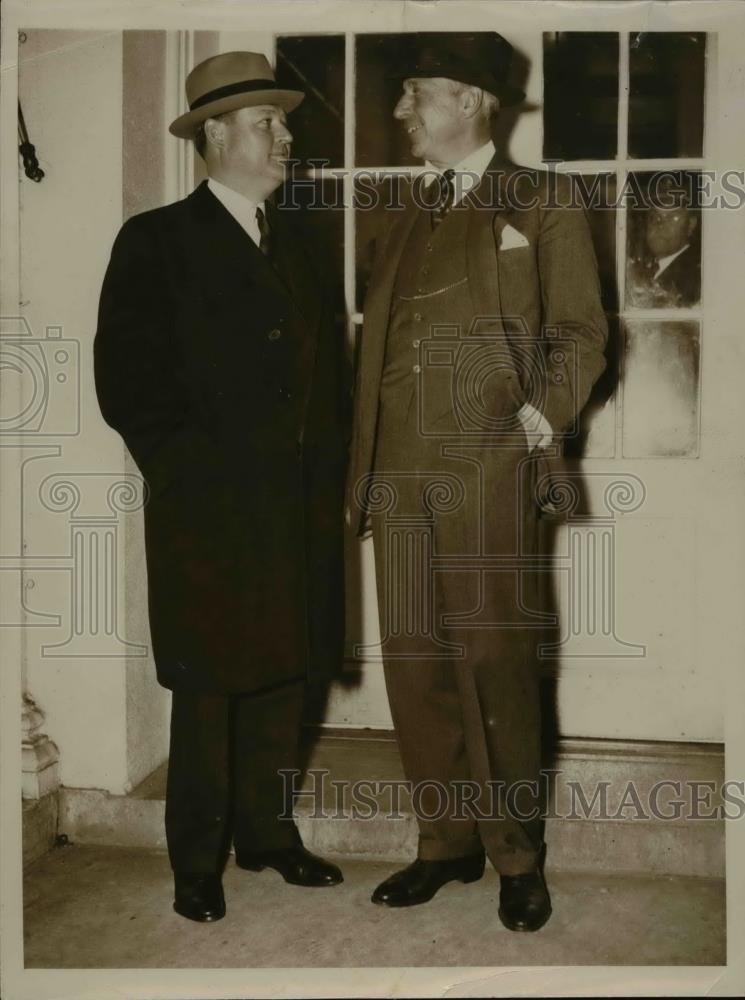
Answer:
[372,853,485,907]
[498,869,552,931]
[173,872,226,922]
[235,845,343,886]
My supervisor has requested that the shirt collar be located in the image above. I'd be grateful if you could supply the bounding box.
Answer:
[207,176,265,223]
[424,140,496,206]
[654,243,690,279]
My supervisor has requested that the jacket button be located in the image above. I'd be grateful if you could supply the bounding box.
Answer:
[414,312,422,322]
[413,364,422,374]
[268,328,282,341]
[553,373,563,384]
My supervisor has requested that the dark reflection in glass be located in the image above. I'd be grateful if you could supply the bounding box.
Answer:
[543,33,619,161]
[356,35,417,168]
[628,32,706,158]
[276,35,344,167]
[625,171,701,309]
[355,173,410,310]
[622,320,700,458]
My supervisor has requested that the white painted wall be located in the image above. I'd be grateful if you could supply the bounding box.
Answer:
[18,29,168,794]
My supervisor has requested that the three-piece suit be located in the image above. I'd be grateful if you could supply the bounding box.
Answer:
[348,156,608,874]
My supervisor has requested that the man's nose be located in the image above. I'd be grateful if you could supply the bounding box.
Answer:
[393,94,412,119]
[276,123,293,144]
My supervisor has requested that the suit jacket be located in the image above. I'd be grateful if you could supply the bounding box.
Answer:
[348,158,609,534]
[94,180,349,693]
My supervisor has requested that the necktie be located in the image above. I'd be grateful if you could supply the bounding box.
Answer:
[431,168,456,229]
[256,205,272,258]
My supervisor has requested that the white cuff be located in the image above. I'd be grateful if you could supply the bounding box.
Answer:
[517,402,554,449]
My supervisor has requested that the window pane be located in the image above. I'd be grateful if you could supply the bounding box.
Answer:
[543,33,619,161]
[625,171,702,309]
[622,320,700,457]
[628,32,706,158]
[276,35,344,168]
[356,35,416,168]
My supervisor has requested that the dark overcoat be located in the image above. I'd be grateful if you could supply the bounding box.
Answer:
[95,180,348,694]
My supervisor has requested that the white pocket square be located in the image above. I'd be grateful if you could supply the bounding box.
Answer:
[499,224,529,251]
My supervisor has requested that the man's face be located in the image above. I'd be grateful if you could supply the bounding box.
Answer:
[393,77,465,165]
[645,205,696,259]
[218,104,293,191]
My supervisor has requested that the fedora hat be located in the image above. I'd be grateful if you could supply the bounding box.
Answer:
[169,51,304,139]
[391,32,525,107]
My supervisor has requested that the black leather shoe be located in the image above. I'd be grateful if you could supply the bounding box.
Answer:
[498,869,552,932]
[235,845,343,886]
[372,853,485,907]
[173,873,225,922]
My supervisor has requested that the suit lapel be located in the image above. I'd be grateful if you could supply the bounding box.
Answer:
[267,199,322,339]
[357,178,422,423]
[464,155,514,330]
[185,181,299,305]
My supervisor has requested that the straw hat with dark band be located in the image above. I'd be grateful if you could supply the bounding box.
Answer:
[169,51,304,139]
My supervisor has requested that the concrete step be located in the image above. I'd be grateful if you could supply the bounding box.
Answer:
[59,730,725,878]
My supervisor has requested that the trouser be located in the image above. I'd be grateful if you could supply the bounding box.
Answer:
[165,680,304,873]
[370,397,546,875]
[373,520,546,874]
[380,652,545,875]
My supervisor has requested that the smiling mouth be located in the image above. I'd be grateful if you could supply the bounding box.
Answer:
[406,124,422,135]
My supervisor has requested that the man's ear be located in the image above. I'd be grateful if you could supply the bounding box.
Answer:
[460,86,483,120]
[204,117,226,151]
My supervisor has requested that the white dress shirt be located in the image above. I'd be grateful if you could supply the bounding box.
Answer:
[424,139,498,207]
[207,177,265,248]
[653,243,690,280]
[425,141,553,452]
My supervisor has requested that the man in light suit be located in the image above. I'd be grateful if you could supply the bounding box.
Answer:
[347,33,608,930]
[95,51,348,922]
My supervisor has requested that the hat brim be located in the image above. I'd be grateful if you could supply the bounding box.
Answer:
[169,88,305,139]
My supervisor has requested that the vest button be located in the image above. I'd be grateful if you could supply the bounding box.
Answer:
[414,312,422,322]
[413,364,422,374]
[268,328,282,341]
[413,339,421,348]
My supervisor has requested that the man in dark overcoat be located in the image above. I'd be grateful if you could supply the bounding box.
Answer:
[95,51,348,922]
[347,33,608,930]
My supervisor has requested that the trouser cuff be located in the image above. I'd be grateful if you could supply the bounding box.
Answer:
[417,834,484,861]
[486,843,545,876]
